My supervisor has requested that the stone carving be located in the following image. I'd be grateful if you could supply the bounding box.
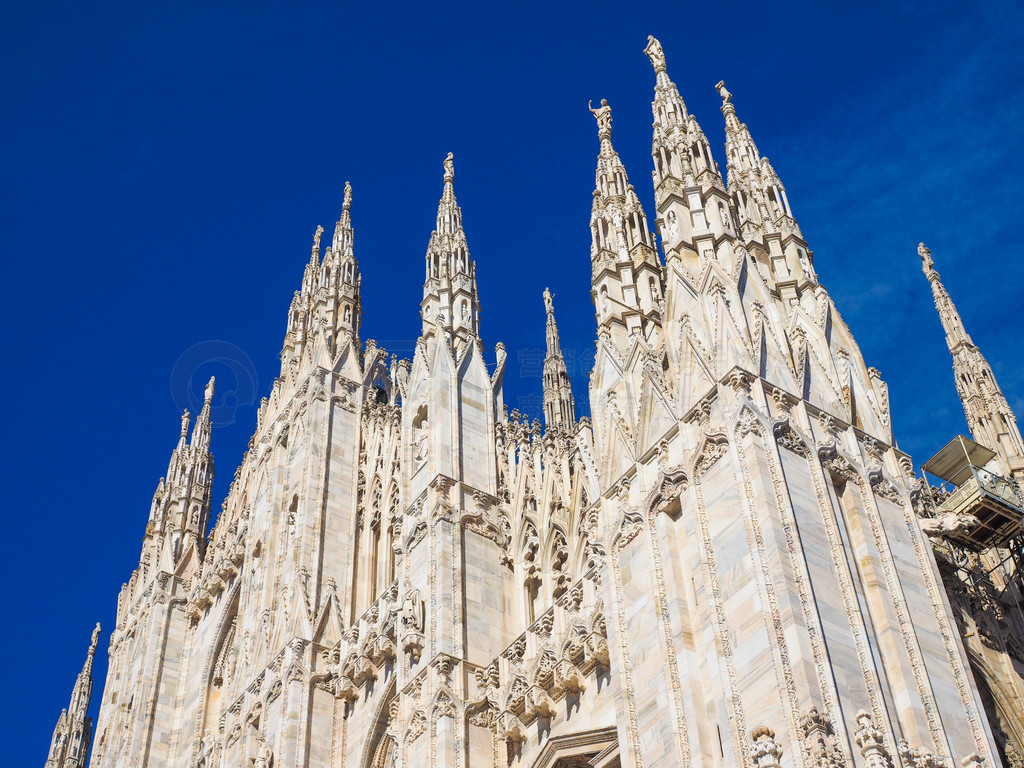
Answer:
[750,726,783,768]
[589,98,613,138]
[716,80,733,103]
[799,707,845,768]
[253,736,273,768]
[853,711,893,768]
[919,510,982,540]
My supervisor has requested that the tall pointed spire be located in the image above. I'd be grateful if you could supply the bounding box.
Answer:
[542,288,576,432]
[143,380,216,571]
[718,81,815,302]
[644,35,735,276]
[421,153,480,353]
[919,243,1024,482]
[282,183,362,372]
[719,81,799,238]
[588,98,662,349]
[46,624,100,768]
[646,35,721,197]
[320,181,361,342]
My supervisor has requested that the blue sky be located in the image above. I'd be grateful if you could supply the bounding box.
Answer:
[3,2,1022,762]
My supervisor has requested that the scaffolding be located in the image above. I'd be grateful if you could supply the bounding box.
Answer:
[921,435,1024,551]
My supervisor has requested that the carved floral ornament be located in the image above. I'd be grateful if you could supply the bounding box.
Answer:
[750,725,784,768]
[647,466,689,518]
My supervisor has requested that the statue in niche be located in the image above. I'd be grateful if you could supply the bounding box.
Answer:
[401,589,423,633]
[252,735,273,768]
[412,409,428,469]
[666,210,679,242]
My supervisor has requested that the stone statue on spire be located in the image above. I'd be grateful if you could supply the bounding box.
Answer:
[343,181,352,212]
[644,35,666,72]
[543,287,554,314]
[716,80,732,104]
[312,225,323,253]
[204,376,215,405]
[180,409,190,438]
[443,152,455,181]
[589,99,613,139]
[918,242,935,272]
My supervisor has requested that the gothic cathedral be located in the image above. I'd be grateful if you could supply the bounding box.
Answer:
[46,36,1024,768]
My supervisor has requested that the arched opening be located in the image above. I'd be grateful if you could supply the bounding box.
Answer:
[361,677,398,768]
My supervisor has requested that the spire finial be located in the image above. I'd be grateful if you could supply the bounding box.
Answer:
[918,242,936,276]
[204,376,215,406]
[645,35,667,73]
[443,152,454,183]
[180,409,191,438]
[589,99,613,142]
[541,287,575,431]
[90,623,101,655]
[343,181,352,213]
[312,225,324,257]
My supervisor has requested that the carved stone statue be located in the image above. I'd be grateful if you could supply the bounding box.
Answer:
[588,99,613,139]
[401,590,423,632]
[918,242,935,271]
[716,80,732,104]
[644,35,666,72]
[666,210,679,242]
[253,736,273,768]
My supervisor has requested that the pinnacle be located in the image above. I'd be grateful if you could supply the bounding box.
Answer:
[435,152,462,235]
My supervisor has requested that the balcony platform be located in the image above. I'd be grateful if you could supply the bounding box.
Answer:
[923,436,1024,550]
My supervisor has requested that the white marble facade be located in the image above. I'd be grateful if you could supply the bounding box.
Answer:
[46,36,1024,768]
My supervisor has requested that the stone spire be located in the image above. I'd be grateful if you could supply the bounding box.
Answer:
[646,35,721,198]
[542,288,576,432]
[45,624,101,768]
[718,81,815,304]
[144,378,216,569]
[719,81,800,239]
[319,181,361,342]
[421,152,480,353]
[588,98,662,349]
[282,183,362,372]
[644,36,737,276]
[920,242,1024,482]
